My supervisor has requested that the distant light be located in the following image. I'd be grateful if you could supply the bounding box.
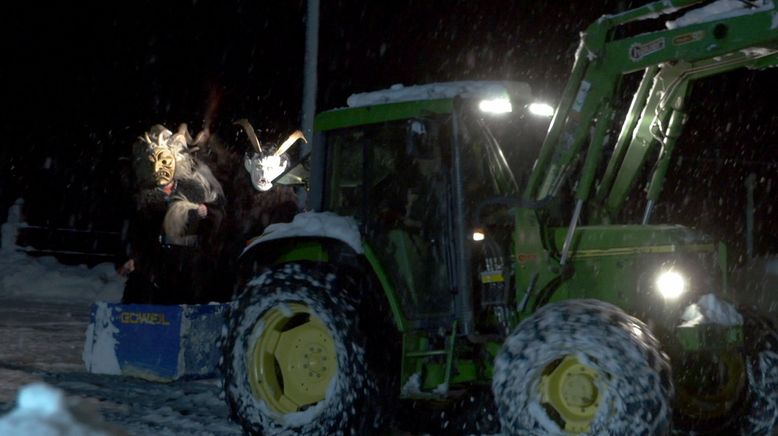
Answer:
[656,270,687,300]
[472,231,485,242]
[528,102,554,117]
[479,98,512,114]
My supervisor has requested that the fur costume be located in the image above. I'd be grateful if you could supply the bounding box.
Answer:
[120,124,227,304]
[195,124,303,295]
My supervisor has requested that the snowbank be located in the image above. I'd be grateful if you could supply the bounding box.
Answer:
[242,211,363,255]
[679,293,743,327]
[0,251,123,304]
[666,0,775,29]
[0,383,125,435]
[0,202,123,304]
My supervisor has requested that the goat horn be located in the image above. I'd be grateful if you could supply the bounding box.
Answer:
[193,129,210,146]
[234,119,262,154]
[144,132,152,145]
[274,130,306,157]
[177,123,193,144]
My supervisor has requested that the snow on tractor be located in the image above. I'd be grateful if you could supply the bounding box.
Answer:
[220,1,778,434]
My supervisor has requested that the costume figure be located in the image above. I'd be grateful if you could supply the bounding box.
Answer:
[232,119,305,236]
[119,124,227,304]
[195,120,306,296]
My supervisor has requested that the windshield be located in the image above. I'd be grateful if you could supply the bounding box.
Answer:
[456,100,537,230]
[458,105,520,198]
[323,117,455,321]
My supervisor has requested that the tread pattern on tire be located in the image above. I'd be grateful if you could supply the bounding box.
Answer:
[220,263,380,435]
[740,312,778,435]
[492,299,674,436]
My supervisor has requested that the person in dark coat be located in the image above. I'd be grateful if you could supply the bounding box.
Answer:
[118,124,227,304]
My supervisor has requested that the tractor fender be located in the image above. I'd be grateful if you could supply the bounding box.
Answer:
[237,213,403,334]
[240,211,363,259]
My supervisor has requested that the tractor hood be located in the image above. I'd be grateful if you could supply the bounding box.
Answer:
[553,224,716,258]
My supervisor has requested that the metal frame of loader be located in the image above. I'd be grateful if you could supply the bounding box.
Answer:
[231,0,778,433]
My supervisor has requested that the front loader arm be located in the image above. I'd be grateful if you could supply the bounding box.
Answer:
[525,0,778,224]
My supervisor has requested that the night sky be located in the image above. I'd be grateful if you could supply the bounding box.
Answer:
[1,1,776,262]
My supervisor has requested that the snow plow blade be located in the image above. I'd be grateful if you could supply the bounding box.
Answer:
[83,302,229,381]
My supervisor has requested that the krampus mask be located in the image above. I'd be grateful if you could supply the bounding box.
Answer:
[136,124,192,187]
[235,119,306,192]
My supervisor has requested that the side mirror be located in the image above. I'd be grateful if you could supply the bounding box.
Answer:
[274,151,311,187]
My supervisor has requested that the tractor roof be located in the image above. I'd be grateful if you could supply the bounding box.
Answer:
[346,81,532,108]
[315,80,532,132]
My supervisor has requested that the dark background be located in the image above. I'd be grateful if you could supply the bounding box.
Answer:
[0,1,776,264]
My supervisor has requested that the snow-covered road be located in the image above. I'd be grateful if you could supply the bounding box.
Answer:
[0,298,241,435]
[0,216,243,436]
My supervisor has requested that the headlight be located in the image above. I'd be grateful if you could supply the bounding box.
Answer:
[478,98,512,114]
[528,102,554,117]
[656,270,687,300]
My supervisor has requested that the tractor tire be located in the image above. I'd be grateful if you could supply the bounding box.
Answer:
[492,299,674,436]
[220,263,389,435]
[672,307,778,435]
[738,311,778,435]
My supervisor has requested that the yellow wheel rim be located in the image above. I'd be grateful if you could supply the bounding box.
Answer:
[247,302,337,414]
[540,356,602,433]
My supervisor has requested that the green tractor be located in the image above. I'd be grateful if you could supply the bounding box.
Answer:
[221,1,778,434]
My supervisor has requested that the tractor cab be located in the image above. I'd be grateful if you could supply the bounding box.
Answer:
[309,82,542,327]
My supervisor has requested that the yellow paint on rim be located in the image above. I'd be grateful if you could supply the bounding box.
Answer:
[540,356,602,433]
[247,302,337,414]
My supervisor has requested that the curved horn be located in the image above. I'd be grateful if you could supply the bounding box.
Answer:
[273,130,306,157]
[143,132,152,145]
[177,123,193,144]
[170,123,190,148]
[192,129,210,146]
[234,119,262,154]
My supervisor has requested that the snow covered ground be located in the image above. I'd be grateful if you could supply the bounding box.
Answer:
[0,218,241,435]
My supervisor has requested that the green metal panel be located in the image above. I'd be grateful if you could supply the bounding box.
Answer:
[512,224,716,316]
[513,208,561,319]
[451,359,479,385]
[604,63,687,216]
[363,243,408,333]
[314,99,453,132]
[645,109,687,205]
[523,28,599,199]
[603,12,778,73]
[575,107,613,202]
[399,327,482,399]
[546,225,716,312]
[273,241,329,264]
[676,324,743,352]
[400,332,448,398]
[594,66,658,208]
[550,225,715,254]
[481,341,503,380]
